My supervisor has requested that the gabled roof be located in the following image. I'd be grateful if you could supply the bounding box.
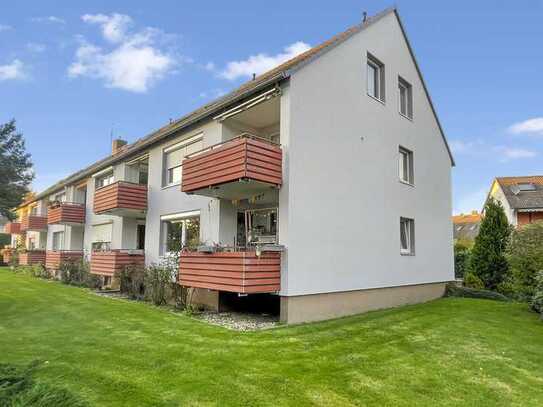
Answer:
[495,176,543,210]
[25,7,453,207]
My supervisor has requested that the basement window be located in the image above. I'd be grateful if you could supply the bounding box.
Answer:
[400,217,415,255]
[367,53,385,102]
[398,76,413,119]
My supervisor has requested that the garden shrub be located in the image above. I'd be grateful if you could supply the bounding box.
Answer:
[59,259,100,289]
[506,221,543,301]
[0,361,87,407]
[463,272,484,290]
[27,263,50,279]
[454,241,472,279]
[530,272,543,316]
[445,283,509,302]
[118,264,145,300]
[144,265,174,306]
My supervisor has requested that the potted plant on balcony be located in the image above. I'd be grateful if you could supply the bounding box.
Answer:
[48,200,61,209]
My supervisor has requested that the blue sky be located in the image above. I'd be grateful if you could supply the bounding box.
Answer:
[1,0,542,214]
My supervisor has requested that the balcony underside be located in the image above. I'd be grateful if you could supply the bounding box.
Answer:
[179,251,281,294]
[182,136,282,200]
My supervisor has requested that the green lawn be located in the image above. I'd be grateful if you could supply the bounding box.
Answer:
[1,269,543,406]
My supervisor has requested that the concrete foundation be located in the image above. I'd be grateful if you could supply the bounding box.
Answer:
[190,288,219,311]
[280,282,447,324]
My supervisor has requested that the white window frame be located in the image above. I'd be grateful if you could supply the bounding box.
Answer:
[367,53,385,102]
[162,134,203,188]
[400,217,415,255]
[398,76,413,119]
[52,231,64,251]
[95,172,114,189]
[399,146,414,185]
[160,211,201,255]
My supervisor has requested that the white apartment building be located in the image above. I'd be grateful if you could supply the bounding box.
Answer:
[5,8,454,323]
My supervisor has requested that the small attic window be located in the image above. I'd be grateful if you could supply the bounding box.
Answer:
[518,183,536,191]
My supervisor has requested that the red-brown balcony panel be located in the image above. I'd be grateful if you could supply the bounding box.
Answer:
[20,215,48,232]
[179,251,280,294]
[48,203,86,225]
[181,136,282,199]
[90,250,145,276]
[2,249,14,264]
[4,222,21,234]
[19,250,46,266]
[46,250,84,270]
[93,181,147,217]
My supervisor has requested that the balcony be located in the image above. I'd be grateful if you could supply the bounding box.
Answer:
[179,251,281,294]
[20,215,48,232]
[2,248,14,264]
[45,250,84,270]
[4,222,21,234]
[90,250,145,276]
[19,250,46,266]
[181,135,282,199]
[93,181,147,217]
[48,202,85,225]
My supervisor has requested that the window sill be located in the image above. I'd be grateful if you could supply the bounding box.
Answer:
[399,180,415,188]
[400,252,415,256]
[161,182,181,190]
[399,112,413,122]
[367,93,385,105]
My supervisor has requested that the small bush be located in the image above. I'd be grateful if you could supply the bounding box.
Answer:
[144,265,174,306]
[0,361,87,407]
[454,241,472,279]
[506,221,543,301]
[27,263,50,279]
[463,272,484,290]
[446,283,510,302]
[118,264,145,300]
[59,259,101,289]
[531,272,543,315]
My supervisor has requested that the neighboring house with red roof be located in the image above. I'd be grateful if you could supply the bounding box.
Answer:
[452,211,481,242]
[486,176,543,227]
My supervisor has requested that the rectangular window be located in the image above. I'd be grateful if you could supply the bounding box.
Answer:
[163,135,203,187]
[367,53,385,102]
[160,212,200,254]
[400,217,415,255]
[399,147,414,185]
[91,223,112,251]
[95,172,114,189]
[52,192,66,202]
[398,77,413,119]
[52,231,64,251]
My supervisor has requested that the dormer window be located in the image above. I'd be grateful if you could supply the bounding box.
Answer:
[518,183,536,191]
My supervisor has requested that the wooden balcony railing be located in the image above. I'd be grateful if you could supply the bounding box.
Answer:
[90,250,145,276]
[47,202,85,225]
[93,181,147,217]
[20,215,48,232]
[45,250,84,270]
[19,250,46,266]
[179,251,281,294]
[181,135,282,199]
[4,222,21,234]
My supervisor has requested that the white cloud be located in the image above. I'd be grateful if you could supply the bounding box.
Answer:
[497,147,537,161]
[0,24,12,32]
[508,117,543,136]
[31,16,66,25]
[199,88,225,99]
[0,59,26,81]
[26,42,46,53]
[220,41,311,81]
[81,13,132,43]
[68,14,177,93]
